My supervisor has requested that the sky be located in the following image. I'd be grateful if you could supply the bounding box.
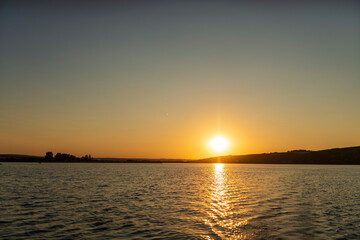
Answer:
[0,0,359,159]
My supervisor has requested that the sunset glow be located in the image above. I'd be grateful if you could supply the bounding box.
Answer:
[0,1,358,239]
[209,136,230,153]
[0,1,359,159]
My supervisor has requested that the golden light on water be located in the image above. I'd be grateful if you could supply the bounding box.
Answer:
[214,163,224,171]
[204,163,248,239]
[209,136,230,153]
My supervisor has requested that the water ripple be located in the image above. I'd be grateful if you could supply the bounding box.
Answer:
[0,163,359,239]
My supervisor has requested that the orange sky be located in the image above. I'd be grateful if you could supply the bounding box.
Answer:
[1,1,359,159]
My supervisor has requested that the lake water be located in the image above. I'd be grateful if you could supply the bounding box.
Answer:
[0,163,359,239]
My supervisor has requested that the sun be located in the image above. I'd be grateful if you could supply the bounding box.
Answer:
[209,136,230,153]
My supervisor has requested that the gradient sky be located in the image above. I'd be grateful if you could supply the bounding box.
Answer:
[1,0,359,159]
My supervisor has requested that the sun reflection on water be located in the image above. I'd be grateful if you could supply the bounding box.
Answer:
[204,164,248,239]
[214,163,224,172]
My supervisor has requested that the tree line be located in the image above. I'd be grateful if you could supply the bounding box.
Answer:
[45,152,94,162]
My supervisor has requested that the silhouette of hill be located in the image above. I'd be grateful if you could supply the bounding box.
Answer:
[1,146,359,164]
[196,146,360,164]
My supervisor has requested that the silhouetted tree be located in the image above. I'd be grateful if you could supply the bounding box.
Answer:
[80,154,93,161]
[45,152,53,161]
[54,153,77,162]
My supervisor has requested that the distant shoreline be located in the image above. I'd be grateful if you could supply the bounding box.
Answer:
[1,146,359,165]
[1,162,360,165]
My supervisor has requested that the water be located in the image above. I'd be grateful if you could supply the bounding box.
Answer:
[0,163,359,239]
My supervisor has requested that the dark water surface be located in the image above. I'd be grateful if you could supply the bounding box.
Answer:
[1,163,359,239]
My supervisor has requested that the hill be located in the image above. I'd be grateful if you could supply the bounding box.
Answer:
[196,146,360,164]
[1,146,360,164]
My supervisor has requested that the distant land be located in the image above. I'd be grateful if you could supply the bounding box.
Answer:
[0,146,359,165]
[196,146,360,165]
